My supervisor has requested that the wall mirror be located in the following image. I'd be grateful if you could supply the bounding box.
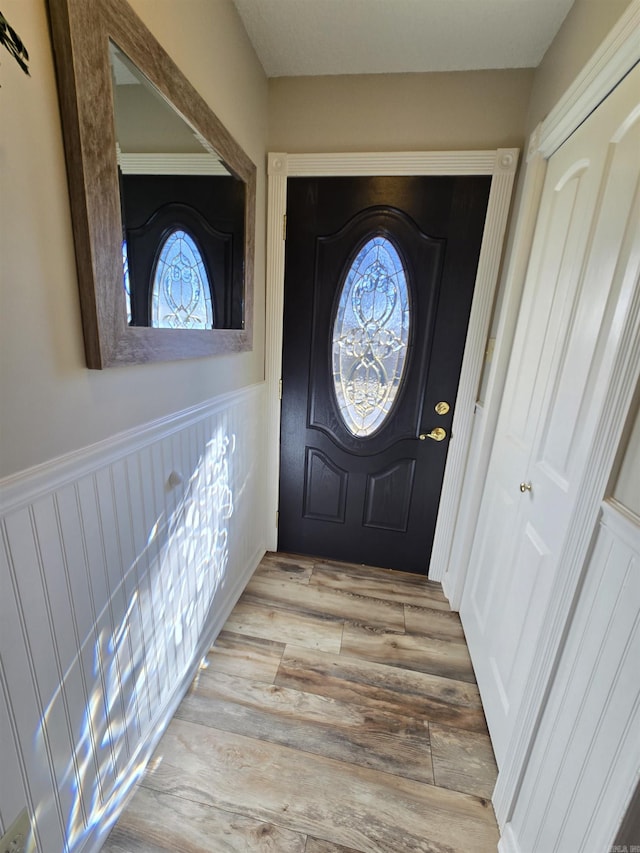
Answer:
[48,0,256,367]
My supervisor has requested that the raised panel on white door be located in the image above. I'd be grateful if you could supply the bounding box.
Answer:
[503,162,593,450]
[490,523,551,715]
[467,481,519,633]
[462,63,640,768]
[537,108,640,484]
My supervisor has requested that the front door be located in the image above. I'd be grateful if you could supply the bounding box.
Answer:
[278,176,491,573]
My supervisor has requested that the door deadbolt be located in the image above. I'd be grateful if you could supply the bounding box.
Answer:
[435,401,450,415]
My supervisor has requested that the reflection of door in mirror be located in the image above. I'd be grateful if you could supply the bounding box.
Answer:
[122,175,245,329]
[110,42,245,330]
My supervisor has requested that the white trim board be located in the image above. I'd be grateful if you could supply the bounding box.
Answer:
[537,1,640,158]
[117,152,230,175]
[0,383,264,515]
[265,149,519,573]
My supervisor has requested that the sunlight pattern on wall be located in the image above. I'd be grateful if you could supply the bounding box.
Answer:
[34,426,234,851]
[332,235,410,436]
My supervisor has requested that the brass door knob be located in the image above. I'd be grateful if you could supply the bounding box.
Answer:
[519,481,532,493]
[419,427,447,442]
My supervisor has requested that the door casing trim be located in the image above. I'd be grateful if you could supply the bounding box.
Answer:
[265,149,519,572]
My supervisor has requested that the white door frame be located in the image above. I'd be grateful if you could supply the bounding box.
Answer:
[264,149,519,567]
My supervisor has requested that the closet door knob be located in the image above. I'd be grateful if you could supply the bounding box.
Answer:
[519,481,532,493]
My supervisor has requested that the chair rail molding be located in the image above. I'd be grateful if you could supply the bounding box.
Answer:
[265,149,519,572]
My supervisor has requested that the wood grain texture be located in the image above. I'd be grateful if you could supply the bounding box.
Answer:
[143,719,500,853]
[310,561,451,610]
[105,553,498,851]
[404,604,467,641]
[276,645,488,733]
[305,840,363,853]
[341,622,476,682]
[430,722,498,800]
[257,552,315,583]
[103,784,307,852]
[176,668,434,784]
[207,631,285,683]
[244,573,406,629]
[224,599,343,653]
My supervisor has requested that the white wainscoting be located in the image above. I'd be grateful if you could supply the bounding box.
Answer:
[499,500,640,853]
[0,384,267,853]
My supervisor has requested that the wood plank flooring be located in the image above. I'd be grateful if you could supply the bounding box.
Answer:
[104,552,499,853]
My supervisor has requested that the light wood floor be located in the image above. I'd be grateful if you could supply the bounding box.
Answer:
[104,552,499,852]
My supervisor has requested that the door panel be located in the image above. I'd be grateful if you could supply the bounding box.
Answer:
[461,63,640,766]
[279,176,491,572]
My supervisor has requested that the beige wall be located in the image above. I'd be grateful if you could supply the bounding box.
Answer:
[526,0,635,133]
[267,0,634,155]
[0,0,267,478]
[2,0,634,481]
[268,70,534,153]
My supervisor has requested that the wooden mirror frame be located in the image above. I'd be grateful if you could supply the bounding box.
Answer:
[48,0,256,368]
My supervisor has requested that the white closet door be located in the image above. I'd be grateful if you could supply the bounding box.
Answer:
[461,62,640,767]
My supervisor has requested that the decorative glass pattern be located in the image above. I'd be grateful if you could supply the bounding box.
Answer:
[122,239,132,325]
[151,229,213,329]
[332,235,410,437]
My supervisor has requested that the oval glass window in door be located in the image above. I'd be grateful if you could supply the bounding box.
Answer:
[151,229,214,329]
[332,235,410,437]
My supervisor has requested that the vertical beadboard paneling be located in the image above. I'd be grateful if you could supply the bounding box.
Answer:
[504,500,640,853]
[1,519,67,851]
[31,496,92,830]
[75,475,123,791]
[0,542,49,851]
[54,484,112,808]
[0,385,266,853]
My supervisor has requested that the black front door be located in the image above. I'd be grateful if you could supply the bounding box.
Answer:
[278,176,490,573]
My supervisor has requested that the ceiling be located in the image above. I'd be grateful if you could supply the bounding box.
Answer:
[231,0,575,77]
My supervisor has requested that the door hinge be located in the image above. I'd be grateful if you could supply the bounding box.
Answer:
[279,378,283,400]
[283,214,287,241]
[276,510,279,528]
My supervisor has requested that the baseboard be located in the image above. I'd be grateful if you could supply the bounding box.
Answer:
[81,543,265,853]
[498,824,522,853]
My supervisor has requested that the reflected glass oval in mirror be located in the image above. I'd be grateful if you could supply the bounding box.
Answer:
[109,42,245,330]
